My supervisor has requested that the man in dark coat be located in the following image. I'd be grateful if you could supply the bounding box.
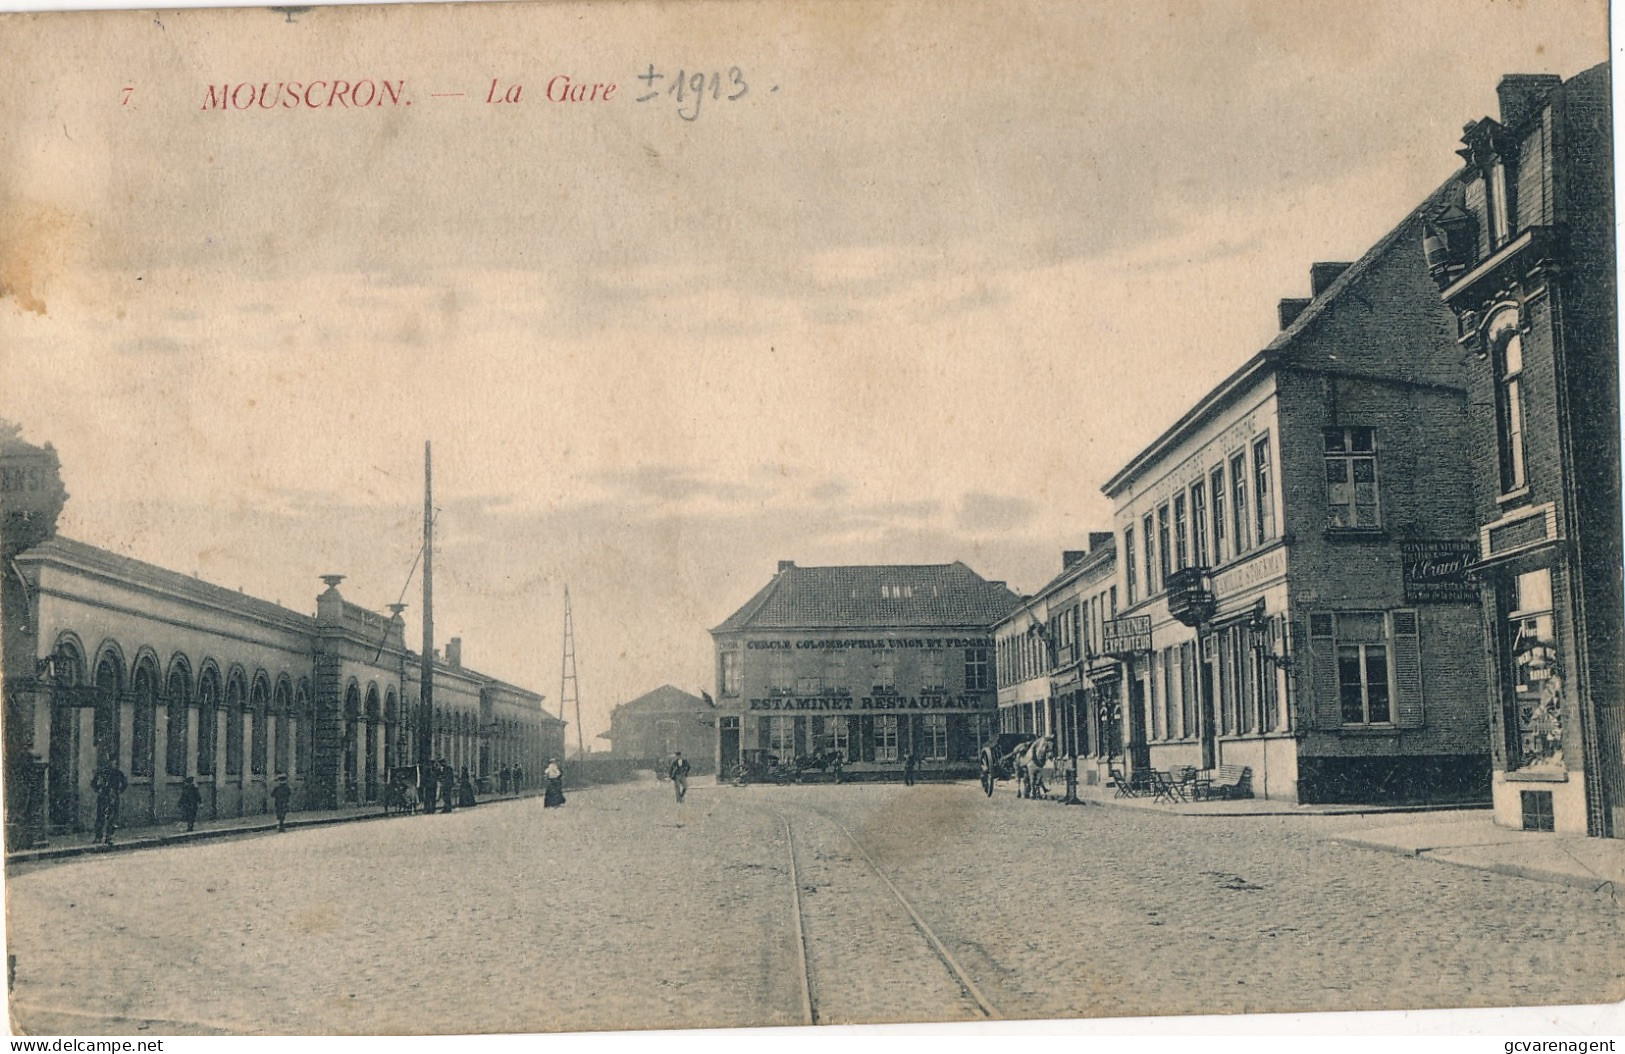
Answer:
[90,760,127,845]
[177,776,202,832]
[669,752,691,803]
[420,761,437,815]
[440,760,455,813]
[271,774,293,831]
[903,751,917,787]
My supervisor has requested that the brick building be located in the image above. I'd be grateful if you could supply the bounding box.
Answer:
[1100,190,1492,803]
[600,684,717,773]
[710,561,1019,781]
[992,534,1121,788]
[1425,64,1623,836]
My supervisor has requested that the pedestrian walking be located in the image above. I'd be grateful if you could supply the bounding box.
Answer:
[440,760,455,813]
[271,774,292,831]
[543,758,565,808]
[458,766,476,808]
[669,752,691,803]
[903,751,917,787]
[177,776,201,832]
[499,765,511,794]
[512,764,525,791]
[831,754,845,784]
[90,758,127,845]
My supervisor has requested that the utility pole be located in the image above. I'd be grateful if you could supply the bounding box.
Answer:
[420,441,434,773]
[560,585,584,757]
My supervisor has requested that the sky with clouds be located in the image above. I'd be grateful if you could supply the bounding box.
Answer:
[0,0,1609,745]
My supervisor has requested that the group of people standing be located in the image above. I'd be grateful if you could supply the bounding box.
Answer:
[416,759,478,814]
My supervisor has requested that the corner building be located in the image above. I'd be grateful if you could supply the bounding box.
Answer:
[1426,65,1624,836]
[711,561,1020,780]
[1101,193,1492,803]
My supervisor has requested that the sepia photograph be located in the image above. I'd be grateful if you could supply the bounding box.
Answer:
[0,0,1621,1040]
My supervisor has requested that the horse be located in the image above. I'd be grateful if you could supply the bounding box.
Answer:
[1015,736,1054,799]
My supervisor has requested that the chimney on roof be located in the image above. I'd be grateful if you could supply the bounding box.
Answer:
[1062,550,1087,569]
[446,637,462,669]
[1497,74,1562,129]
[1089,531,1115,552]
[1278,298,1312,330]
[777,560,796,572]
[1309,262,1352,297]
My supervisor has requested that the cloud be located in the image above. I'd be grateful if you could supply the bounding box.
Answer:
[956,491,1038,533]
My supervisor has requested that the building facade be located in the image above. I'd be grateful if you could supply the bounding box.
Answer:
[711,561,1019,780]
[1101,195,1493,803]
[3,525,563,844]
[1426,65,1623,837]
[600,684,717,773]
[993,535,1121,789]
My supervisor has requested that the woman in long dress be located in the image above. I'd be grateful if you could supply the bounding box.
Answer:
[543,758,566,807]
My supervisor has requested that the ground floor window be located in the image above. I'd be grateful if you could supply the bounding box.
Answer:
[827,716,850,757]
[767,715,793,757]
[1338,642,1391,724]
[874,714,899,762]
[1506,568,1563,773]
[922,714,948,760]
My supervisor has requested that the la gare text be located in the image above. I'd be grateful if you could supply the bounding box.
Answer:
[199,76,617,111]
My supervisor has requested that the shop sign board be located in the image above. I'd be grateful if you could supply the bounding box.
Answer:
[1101,615,1152,656]
[1402,540,1477,603]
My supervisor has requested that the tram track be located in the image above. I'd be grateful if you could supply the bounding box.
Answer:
[777,804,1001,1025]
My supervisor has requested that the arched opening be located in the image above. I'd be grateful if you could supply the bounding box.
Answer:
[363,684,381,801]
[343,683,361,802]
[250,674,270,777]
[165,658,191,778]
[47,638,84,828]
[196,666,221,777]
[131,655,159,778]
[224,670,246,778]
[273,677,292,776]
[383,690,399,778]
[93,648,124,769]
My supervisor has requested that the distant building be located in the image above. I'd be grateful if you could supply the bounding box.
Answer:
[993,534,1119,787]
[1427,64,1623,837]
[710,560,1020,780]
[1101,187,1492,804]
[600,684,717,772]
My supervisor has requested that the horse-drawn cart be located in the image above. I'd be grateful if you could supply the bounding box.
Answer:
[978,733,1036,797]
[384,765,420,815]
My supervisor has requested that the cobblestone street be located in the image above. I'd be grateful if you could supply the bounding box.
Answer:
[7,779,1623,1035]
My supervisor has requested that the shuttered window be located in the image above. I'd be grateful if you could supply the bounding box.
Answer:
[1307,610,1423,730]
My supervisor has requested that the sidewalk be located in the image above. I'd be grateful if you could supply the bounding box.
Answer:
[1063,781,1624,894]
[1330,812,1625,895]
[5,791,543,866]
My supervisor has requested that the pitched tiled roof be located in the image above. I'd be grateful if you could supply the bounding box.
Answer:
[1102,177,1458,498]
[712,561,1021,632]
[614,684,709,714]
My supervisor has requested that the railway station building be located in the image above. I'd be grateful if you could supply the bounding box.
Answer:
[1426,65,1624,837]
[0,429,564,845]
[1100,186,1493,804]
[710,560,1021,781]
